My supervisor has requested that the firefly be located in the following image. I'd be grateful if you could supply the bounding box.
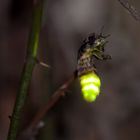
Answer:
[77,32,110,102]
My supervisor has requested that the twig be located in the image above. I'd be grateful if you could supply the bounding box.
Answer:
[29,71,77,129]
[7,1,44,140]
[36,58,50,68]
[19,71,77,140]
[117,0,140,21]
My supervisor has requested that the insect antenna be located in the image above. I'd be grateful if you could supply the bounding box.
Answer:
[99,26,110,38]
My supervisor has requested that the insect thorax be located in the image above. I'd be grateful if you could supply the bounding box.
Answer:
[77,55,96,76]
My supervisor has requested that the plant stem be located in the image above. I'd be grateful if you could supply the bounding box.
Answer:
[7,1,44,140]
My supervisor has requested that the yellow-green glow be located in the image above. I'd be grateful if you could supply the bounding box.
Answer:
[80,74,101,87]
[82,84,100,94]
[80,72,101,102]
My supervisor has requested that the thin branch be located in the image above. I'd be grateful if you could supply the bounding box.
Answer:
[19,71,77,140]
[36,58,50,68]
[28,71,77,129]
[7,1,44,140]
[117,0,140,21]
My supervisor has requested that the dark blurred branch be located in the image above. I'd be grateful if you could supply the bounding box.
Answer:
[117,0,140,21]
[7,1,44,140]
[19,71,77,140]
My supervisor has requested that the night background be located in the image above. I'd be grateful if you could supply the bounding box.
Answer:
[0,0,140,140]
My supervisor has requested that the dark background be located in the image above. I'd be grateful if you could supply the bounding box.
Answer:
[0,0,140,140]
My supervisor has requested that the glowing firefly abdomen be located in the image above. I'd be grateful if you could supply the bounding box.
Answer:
[80,72,101,102]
